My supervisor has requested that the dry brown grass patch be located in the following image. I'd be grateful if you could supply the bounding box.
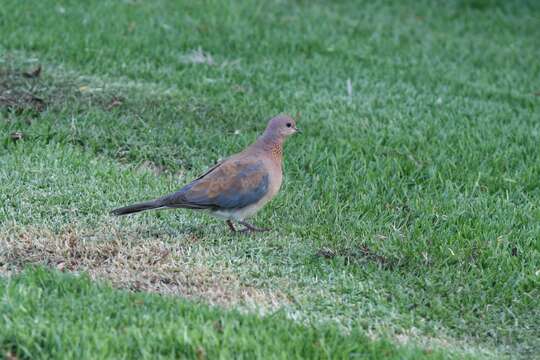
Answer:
[0,223,287,310]
[0,58,130,117]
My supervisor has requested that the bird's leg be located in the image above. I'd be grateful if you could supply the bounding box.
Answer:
[238,221,271,232]
[226,220,237,232]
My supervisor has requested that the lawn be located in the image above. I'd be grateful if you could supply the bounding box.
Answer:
[1,0,539,358]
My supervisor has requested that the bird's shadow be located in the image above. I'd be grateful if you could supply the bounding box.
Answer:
[114,211,272,241]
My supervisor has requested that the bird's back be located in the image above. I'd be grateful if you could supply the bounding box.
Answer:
[160,145,282,212]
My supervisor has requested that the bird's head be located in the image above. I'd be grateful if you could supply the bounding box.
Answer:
[264,115,300,139]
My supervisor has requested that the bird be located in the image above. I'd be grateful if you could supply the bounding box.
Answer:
[111,114,300,233]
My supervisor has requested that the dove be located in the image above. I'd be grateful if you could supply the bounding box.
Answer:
[111,115,300,233]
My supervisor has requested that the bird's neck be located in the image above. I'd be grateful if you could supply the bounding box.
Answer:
[255,134,284,161]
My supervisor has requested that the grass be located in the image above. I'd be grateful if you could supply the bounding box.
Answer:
[1,0,539,358]
[1,267,439,359]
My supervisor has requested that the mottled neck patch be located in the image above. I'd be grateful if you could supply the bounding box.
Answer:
[269,141,283,160]
[255,133,284,162]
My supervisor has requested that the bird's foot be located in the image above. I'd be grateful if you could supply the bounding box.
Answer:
[238,221,271,233]
[226,220,270,234]
[226,220,237,232]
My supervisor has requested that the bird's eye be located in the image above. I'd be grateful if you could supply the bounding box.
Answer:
[286,122,292,128]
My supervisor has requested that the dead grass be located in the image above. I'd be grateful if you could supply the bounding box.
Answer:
[0,223,288,311]
[0,64,46,114]
[316,244,400,270]
[0,58,128,116]
[179,47,215,66]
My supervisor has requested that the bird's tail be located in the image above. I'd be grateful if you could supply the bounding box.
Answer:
[111,200,163,216]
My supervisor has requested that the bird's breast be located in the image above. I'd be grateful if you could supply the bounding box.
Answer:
[266,164,282,199]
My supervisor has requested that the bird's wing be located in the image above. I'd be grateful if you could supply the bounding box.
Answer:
[193,157,227,181]
[162,159,269,210]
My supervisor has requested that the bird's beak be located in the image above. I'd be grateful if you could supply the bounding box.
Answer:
[294,127,302,134]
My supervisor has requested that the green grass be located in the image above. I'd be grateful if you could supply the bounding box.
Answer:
[0,267,440,359]
[1,0,539,358]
